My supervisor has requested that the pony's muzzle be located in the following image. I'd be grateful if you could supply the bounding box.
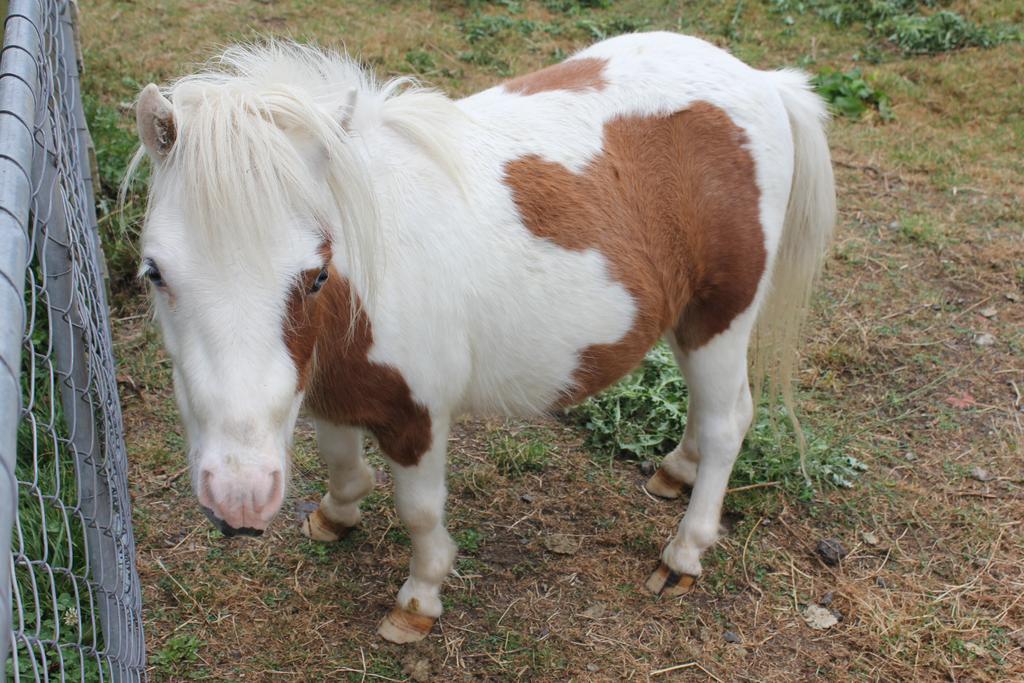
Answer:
[197,464,284,535]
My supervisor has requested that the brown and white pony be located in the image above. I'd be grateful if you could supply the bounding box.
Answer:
[132,31,834,643]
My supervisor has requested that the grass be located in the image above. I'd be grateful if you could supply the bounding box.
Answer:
[150,633,203,677]
[69,0,1024,679]
[487,427,553,477]
[7,274,108,682]
[83,94,148,299]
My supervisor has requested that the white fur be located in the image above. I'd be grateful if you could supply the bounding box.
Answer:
[135,32,833,632]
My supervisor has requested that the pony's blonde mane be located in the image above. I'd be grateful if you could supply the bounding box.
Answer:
[125,40,466,301]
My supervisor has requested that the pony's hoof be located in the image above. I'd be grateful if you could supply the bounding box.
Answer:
[377,607,436,644]
[645,562,697,597]
[300,508,354,543]
[644,467,686,500]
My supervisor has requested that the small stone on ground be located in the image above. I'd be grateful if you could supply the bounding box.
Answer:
[816,538,848,566]
[803,604,839,630]
[543,534,579,555]
[970,466,993,482]
[963,642,987,658]
[861,531,880,546]
[974,333,996,347]
[401,657,431,682]
[295,500,319,516]
[639,460,656,476]
[723,630,741,643]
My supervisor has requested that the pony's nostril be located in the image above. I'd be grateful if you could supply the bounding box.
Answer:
[251,470,284,515]
[268,470,283,505]
[198,469,216,508]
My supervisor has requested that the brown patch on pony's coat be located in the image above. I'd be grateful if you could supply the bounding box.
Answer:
[504,57,609,96]
[504,102,765,405]
[284,257,432,467]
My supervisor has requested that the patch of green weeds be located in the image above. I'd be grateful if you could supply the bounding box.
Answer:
[879,11,1019,54]
[460,15,540,43]
[898,214,950,248]
[455,526,484,553]
[942,458,970,482]
[457,14,544,76]
[405,49,437,74]
[363,652,404,680]
[768,0,1018,56]
[570,342,866,494]
[570,343,686,460]
[384,526,411,546]
[544,0,614,13]
[152,634,203,676]
[818,0,939,29]
[488,428,552,477]
[576,15,650,41]
[813,68,893,120]
[456,556,488,576]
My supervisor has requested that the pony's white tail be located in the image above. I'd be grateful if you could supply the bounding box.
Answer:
[752,69,836,481]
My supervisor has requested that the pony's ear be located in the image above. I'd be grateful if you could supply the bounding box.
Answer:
[339,87,358,129]
[136,83,176,159]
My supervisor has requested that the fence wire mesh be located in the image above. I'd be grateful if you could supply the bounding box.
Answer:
[1,1,146,680]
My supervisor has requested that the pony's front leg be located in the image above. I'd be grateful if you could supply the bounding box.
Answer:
[301,421,374,542]
[377,417,457,644]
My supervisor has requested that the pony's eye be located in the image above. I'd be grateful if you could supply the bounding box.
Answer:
[309,267,329,294]
[143,258,166,288]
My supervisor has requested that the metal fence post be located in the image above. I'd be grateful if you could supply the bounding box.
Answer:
[2,1,146,679]
[0,1,44,669]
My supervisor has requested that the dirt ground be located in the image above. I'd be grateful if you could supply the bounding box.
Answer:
[85,0,1022,680]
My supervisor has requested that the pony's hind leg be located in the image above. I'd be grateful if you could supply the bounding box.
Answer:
[301,421,374,542]
[646,321,754,596]
[645,441,698,499]
[645,339,702,499]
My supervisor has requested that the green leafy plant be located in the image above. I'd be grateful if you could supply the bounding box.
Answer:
[879,11,1014,54]
[405,50,437,74]
[812,68,893,120]
[576,15,650,41]
[544,0,614,13]
[455,527,484,553]
[569,343,866,493]
[460,15,539,43]
[769,1,1017,56]
[457,14,545,76]
[570,343,686,461]
[815,0,938,29]
[151,634,203,675]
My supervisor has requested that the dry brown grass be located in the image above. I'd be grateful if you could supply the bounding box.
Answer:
[88,0,1023,680]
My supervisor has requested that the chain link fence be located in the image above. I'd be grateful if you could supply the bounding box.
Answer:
[1,0,146,680]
